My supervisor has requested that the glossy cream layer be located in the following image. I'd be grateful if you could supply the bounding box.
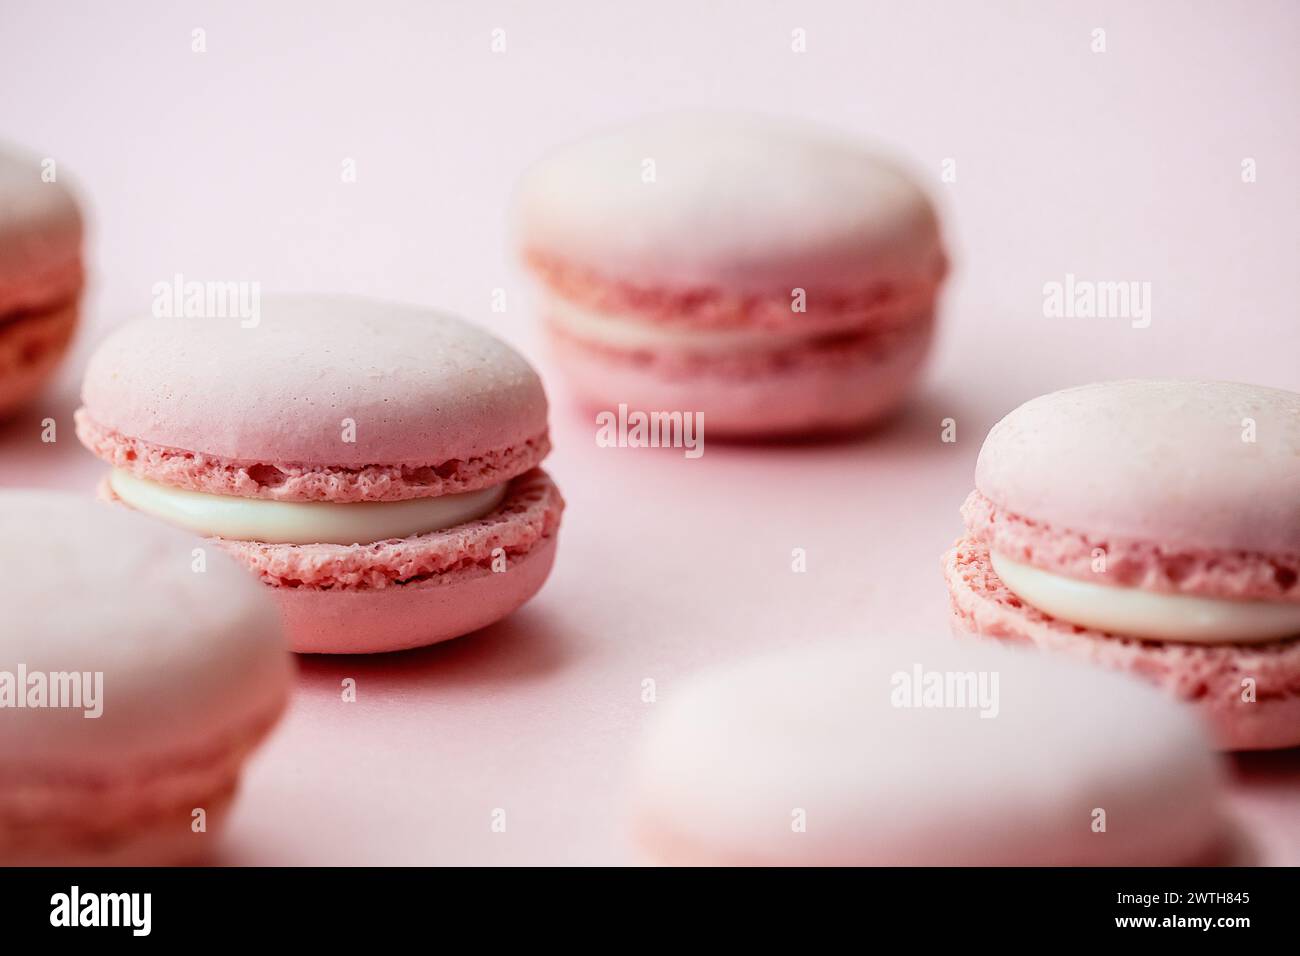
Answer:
[991,552,1300,644]
[109,469,508,545]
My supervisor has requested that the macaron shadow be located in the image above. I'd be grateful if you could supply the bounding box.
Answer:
[291,604,573,693]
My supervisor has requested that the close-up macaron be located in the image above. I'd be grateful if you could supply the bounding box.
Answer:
[631,640,1235,866]
[75,294,565,654]
[0,148,83,417]
[515,112,948,436]
[943,379,1300,750]
[0,490,290,866]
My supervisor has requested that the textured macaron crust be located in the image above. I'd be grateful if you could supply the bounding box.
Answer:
[77,296,549,500]
[0,491,290,866]
[516,113,947,435]
[631,641,1231,866]
[945,542,1300,751]
[77,295,564,654]
[975,379,1300,561]
[944,380,1300,750]
[0,149,84,416]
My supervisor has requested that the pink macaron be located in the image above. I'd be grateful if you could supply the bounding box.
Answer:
[515,113,947,436]
[631,640,1236,866]
[0,490,290,865]
[0,147,83,417]
[943,379,1300,750]
[76,295,565,654]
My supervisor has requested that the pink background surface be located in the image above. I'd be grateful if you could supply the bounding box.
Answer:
[1,1,1297,864]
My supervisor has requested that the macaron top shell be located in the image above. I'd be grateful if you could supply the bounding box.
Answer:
[632,640,1225,866]
[0,147,84,314]
[0,491,290,773]
[80,295,549,469]
[516,112,945,297]
[976,379,1300,556]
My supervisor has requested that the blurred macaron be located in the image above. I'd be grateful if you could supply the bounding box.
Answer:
[0,147,83,417]
[516,112,947,437]
[0,490,291,865]
[630,639,1237,865]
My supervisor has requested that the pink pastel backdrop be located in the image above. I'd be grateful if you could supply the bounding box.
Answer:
[1,1,1297,864]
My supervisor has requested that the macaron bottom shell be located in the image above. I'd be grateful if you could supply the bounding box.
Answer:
[274,533,558,654]
[943,535,1300,751]
[548,312,933,437]
[0,703,283,866]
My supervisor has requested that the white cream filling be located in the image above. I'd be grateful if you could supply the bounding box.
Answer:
[547,297,817,353]
[109,469,508,546]
[991,552,1300,644]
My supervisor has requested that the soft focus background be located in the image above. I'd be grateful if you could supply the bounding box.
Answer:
[1,0,1296,864]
